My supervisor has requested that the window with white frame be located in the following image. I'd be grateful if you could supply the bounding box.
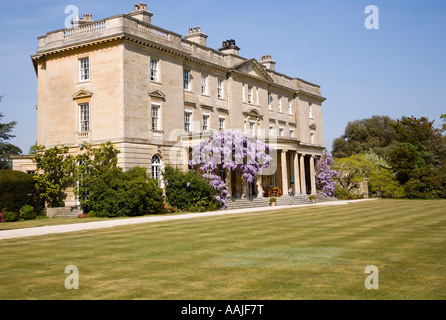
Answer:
[290,128,294,137]
[278,96,282,112]
[79,57,89,81]
[150,59,159,81]
[79,103,90,132]
[151,104,160,131]
[269,125,273,137]
[183,70,191,90]
[268,93,272,110]
[309,102,313,118]
[219,116,225,130]
[279,127,284,137]
[201,75,207,94]
[248,86,253,104]
[217,79,223,98]
[249,120,255,135]
[288,99,292,114]
[151,155,162,180]
[310,131,315,144]
[202,114,209,131]
[184,111,192,132]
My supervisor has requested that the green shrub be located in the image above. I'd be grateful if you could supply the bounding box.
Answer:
[334,186,361,200]
[163,165,220,212]
[87,166,165,217]
[20,204,37,220]
[0,170,44,213]
[269,197,277,203]
[2,211,19,222]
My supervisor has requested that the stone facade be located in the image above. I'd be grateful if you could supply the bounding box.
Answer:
[16,3,327,205]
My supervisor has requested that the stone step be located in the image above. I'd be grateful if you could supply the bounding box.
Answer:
[223,195,313,210]
[47,206,82,218]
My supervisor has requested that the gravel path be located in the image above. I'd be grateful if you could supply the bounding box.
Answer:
[0,199,377,240]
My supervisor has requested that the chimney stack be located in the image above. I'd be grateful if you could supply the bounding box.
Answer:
[72,13,94,28]
[129,2,153,24]
[184,26,208,46]
[259,54,276,71]
[218,39,240,56]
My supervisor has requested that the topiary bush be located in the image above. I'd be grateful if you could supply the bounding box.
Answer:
[163,165,220,212]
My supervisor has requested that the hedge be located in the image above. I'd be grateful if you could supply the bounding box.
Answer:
[0,170,44,212]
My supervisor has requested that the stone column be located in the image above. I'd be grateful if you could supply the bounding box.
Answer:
[310,154,316,194]
[225,168,232,198]
[293,152,301,195]
[183,147,189,171]
[256,174,263,198]
[281,150,289,196]
[241,177,248,199]
[300,154,306,194]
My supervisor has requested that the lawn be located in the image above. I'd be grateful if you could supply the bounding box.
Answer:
[0,199,444,300]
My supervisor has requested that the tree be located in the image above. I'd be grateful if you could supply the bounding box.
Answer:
[0,96,22,169]
[332,115,396,158]
[190,130,272,206]
[32,142,121,208]
[361,150,404,198]
[332,154,374,193]
[389,116,446,198]
[441,114,446,131]
[87,166,165,217]
[32,145,75,207]
[368,168,405,198]
[163,165,220,212]
[315,152,338,197]
[73,142,120,211]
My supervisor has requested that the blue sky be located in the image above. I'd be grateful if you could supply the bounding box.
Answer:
[1,0,445,154]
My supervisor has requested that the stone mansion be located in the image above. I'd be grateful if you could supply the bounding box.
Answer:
[13,3,327,207]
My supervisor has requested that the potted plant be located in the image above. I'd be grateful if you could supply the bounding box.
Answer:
[309,195,316,203]
[269,197,277,206]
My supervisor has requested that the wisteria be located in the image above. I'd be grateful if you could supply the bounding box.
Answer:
[189,130,273,207]
[315,152,338,197]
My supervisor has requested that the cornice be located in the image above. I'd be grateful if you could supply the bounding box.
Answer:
[297,89,327,102]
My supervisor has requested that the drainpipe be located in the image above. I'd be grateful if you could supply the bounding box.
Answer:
[226,72,231,130]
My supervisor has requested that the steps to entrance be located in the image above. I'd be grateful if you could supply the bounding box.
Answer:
[46,206,82,218]
[224,194,313,210]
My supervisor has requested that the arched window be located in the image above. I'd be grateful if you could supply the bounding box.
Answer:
[151,155,162,180]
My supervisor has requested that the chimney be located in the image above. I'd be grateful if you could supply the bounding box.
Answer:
[184,26,208,46]
[259,55,276,71]
[72,13,94,28]
[128,2,153,24]
[218,39,240,56]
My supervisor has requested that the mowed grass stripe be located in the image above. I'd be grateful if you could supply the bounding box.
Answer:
[0,199,445,299]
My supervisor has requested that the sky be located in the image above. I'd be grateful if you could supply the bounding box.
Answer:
[0,0,445,154]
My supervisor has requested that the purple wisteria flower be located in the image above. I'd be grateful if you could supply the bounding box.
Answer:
[190,130,272,207]
[315,152,338,197]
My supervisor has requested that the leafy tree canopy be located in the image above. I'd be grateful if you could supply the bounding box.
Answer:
[332,115,396,158]
[0,96,22,169]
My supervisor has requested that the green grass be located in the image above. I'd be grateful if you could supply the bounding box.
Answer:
[0,199,445,299]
